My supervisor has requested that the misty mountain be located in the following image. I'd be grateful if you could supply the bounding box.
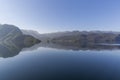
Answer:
[21,29,120,44]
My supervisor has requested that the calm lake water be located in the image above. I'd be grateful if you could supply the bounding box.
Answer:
[1,43,120,80]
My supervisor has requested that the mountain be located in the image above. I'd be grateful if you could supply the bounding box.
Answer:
[0,24,41,58]
[21,29,40,39]
[21,29,120,44]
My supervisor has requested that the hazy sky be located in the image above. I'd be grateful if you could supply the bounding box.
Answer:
[0,0,120,33]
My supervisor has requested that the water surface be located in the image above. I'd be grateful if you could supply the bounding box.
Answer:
[0,43,120,80]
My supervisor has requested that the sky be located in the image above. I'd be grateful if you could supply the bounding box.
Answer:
[0,0,120,33]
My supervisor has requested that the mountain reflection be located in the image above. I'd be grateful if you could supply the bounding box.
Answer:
[0,38,40,58]
[1,41,120,58]
[23,42,120,51]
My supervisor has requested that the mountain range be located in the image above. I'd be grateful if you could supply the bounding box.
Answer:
[21,29,120,44]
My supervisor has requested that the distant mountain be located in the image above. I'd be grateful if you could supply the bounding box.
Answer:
[22,29,120,38]
[21,29,40,39]
[21,29,120,44]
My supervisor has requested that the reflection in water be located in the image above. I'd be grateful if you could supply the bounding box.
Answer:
[0,36,40,58]
[24,42,120,51]
[1,43,120,80]
[2,41,120,58]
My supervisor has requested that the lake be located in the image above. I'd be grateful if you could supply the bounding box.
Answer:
[0,43,120,80]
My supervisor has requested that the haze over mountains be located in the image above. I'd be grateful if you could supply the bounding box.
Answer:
[22,29,120,39]
[22,29,120,44]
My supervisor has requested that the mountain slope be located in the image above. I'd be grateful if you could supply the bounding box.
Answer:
[0,24,41,58]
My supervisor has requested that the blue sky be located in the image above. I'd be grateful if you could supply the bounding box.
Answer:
[0,0,120,33]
